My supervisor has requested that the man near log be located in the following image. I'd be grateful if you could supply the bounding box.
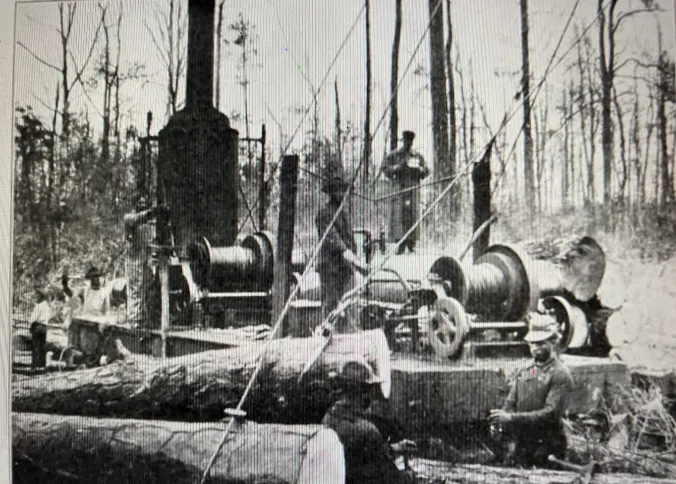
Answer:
[123,196,165,324]
[316,166,369,330]
[489,321,574,469]
[322,360,418,484]
[382,130,429,254]
[63,266,111,316]
[28,286,54,368]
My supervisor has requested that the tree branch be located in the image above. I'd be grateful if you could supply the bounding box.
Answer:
[67,14,104,92]
[17,42,60,72]
[612,8,657,36]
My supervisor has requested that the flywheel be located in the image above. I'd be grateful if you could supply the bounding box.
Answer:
[428,296,469,359]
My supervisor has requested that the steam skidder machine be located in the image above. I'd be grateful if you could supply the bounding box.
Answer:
[65,0,626,437]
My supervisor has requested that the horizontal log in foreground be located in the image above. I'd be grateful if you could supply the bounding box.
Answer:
[12,329,391,424]
[12,412,344,484]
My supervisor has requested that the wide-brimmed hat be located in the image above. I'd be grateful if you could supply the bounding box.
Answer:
[85,266,103,279]
[335,359,383,385]
[524,314,561,343]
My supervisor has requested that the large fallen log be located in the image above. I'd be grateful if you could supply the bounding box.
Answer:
[12,412,344,484]
[408,458,676,484]
[12,329,391,424]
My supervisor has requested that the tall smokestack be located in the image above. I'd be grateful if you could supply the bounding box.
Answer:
[158,0,239,250]
[185,0,215,108]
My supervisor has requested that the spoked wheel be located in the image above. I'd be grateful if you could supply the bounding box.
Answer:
[428,296,469,359]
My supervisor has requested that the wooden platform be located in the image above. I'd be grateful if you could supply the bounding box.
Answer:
[69,315,246,358]
[388,352,630,435]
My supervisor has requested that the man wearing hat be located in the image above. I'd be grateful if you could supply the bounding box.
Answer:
[489,318,574,468]
[63,266,111,316]
[382,131,429,254]
[322,359,417,484]
[316,163,369,328]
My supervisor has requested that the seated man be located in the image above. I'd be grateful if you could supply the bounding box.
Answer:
[489,321,574,468]
[322,359,417,484]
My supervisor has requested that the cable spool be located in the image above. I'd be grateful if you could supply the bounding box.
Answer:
[187,232,274,293]
[464,244,536,322]
[539,296,589,350]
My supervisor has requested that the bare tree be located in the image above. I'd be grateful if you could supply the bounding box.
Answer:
[520,0,535,212]
[388,0,403,152]
[146,0,187,118]
[363,0,373,187]
[335,78,343,163]
[215,0,226,110]
[445,0,457,212]
[427,0,451,219]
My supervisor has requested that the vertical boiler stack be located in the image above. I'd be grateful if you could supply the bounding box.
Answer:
[158,0,239,251]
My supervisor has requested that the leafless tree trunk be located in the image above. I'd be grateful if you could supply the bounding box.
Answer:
[428,0,451,219]
[99,4,112,168]
[445,0,457,199]
[215,0,226,110]
[656,25,674,207]
[362,0,373,187]
[389,0,402,152]
[520,0,535,212]
[146,0,187,118]
[561,87,570,209]
[597,0,618,206]
[335,78,343,163]
[612,86,628,207]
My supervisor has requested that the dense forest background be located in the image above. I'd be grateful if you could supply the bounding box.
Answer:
[11,0,676,314]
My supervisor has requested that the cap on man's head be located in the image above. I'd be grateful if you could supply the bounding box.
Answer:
[85,266,103,279]
[524,315,561,343]
[336,359,383,385]
[402,130,415,140]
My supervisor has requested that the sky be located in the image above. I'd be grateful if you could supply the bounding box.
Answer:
[11,0,676,203]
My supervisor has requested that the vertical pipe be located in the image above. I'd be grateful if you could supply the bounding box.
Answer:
[185,0,215,108]
[258,124,267,230]
[272,155,299,337]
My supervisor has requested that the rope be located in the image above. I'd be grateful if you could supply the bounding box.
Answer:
[198,7,367,484]
[199,0,590,478]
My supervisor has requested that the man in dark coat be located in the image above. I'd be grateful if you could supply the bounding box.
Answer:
[489,321,574,468]
[322,359,417,484]
[382,131,429,254]
[316,171,369,330]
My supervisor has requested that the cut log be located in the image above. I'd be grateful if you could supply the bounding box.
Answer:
[12,412,344,484]
[408,458,676,484]
[519,235,606,302]
[12,329,391,424]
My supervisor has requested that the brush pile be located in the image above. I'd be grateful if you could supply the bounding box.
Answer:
[566,384,676,478]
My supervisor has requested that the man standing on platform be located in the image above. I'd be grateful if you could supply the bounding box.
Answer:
[123,196,166,324]
[489,321,574,468]
[316,166,369,330]
[382,131,429,254]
